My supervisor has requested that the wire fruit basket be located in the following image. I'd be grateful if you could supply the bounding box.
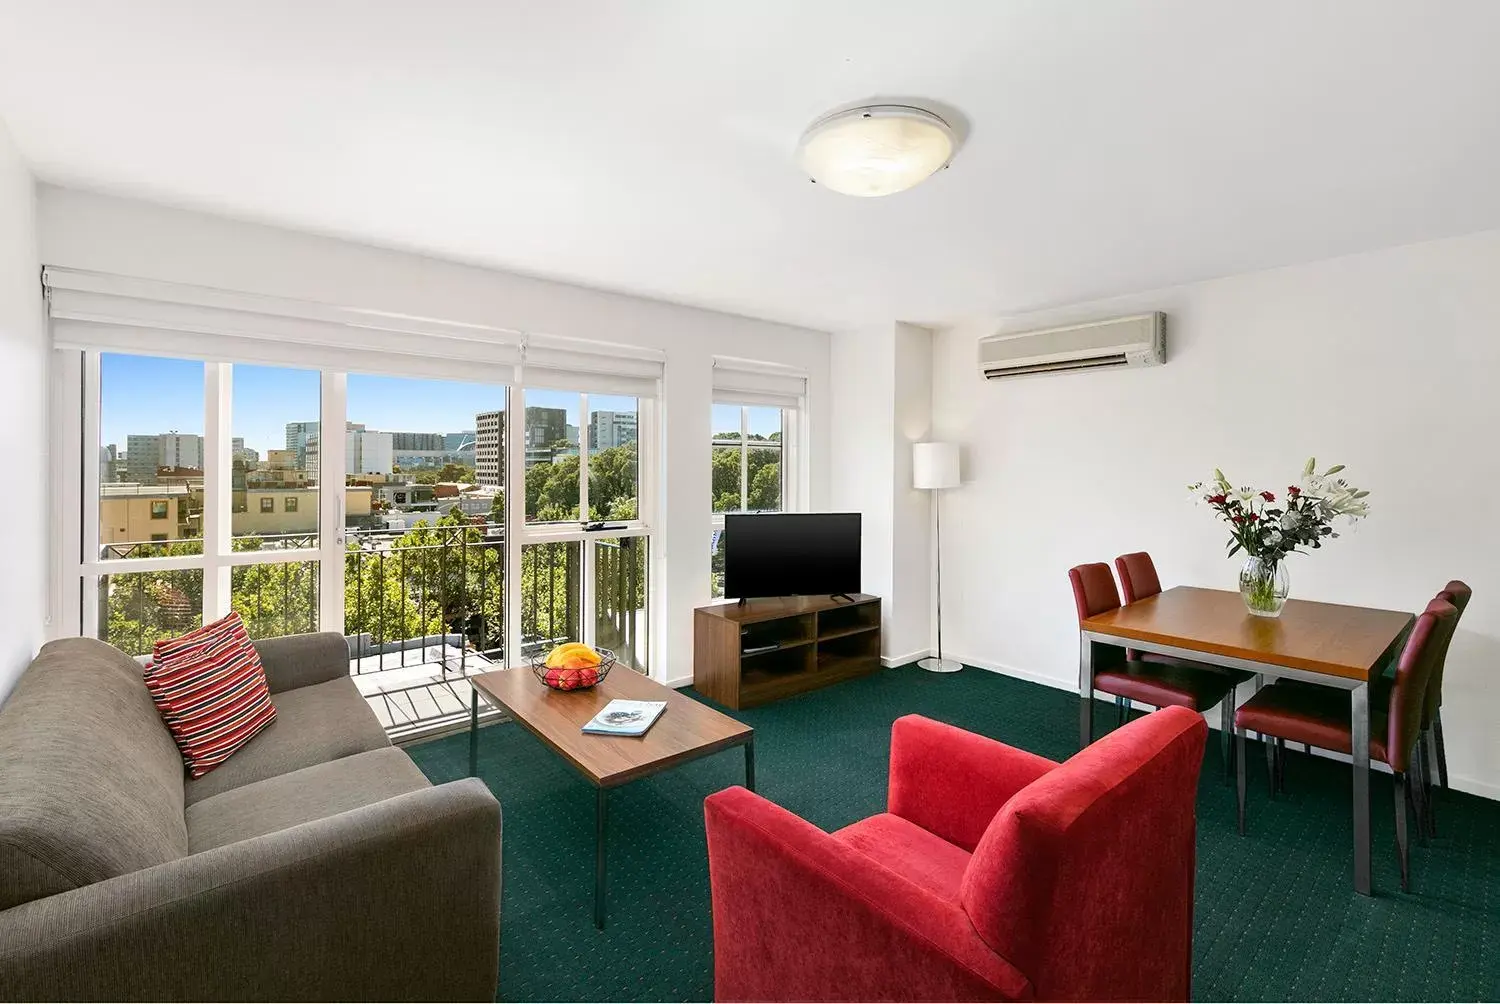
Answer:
[529,647,616,691]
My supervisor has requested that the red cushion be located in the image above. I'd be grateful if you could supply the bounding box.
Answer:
[1233,683,1391,764]
[145,612,277,778]
[834,813,972,903]
[1093,660,1239,711]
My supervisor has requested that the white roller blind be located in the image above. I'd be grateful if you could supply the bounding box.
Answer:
[521,334,664,396]
[44,268,664,393]
[712,357,807,408]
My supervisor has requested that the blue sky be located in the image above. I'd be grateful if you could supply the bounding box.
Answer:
[99,354,774,456]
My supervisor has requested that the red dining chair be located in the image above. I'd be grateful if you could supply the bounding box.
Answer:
[1115,553,1257,682]
[1070,562,1242,779]
[1270,580,1469,837]
[1232,598,1458,892]
[1114,552,1256,778]
[1423,580,1471,795]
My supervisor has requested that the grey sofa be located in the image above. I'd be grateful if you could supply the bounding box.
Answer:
[0,633,501,1001]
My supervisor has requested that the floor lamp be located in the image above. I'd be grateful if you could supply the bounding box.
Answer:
[913,442,962,673]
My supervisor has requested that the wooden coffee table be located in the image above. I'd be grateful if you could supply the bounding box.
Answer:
[467,666,754,928]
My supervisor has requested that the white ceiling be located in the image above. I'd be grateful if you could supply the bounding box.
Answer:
[2,1,1498,331]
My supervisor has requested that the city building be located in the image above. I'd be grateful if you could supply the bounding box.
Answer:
[372,482,435,509]
[244,449,309,489]
[230,485,373,536]
[588,410,638,451]
[284,420,318,468]
[305,423,393,477]
[444,431,475,452]
[123,432,203,485]
[231,437,259,465]
[524,407,566,450]
[98,484,191,549]
[475,410,504,487]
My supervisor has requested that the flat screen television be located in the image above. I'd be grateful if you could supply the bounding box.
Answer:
[723,512,861,600]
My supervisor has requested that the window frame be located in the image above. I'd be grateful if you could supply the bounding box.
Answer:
[149,500,169,520]
[55,350,662,680]
[508,387,658,666]
[63,354,337,648]
[709,401,800,599]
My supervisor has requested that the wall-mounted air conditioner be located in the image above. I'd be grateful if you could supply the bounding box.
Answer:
[978,312,1165,380]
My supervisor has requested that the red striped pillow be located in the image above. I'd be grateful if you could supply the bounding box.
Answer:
[145,611,277,778]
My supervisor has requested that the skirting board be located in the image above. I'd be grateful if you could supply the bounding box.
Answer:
[949,651,1500,803]
[882,649,932,668]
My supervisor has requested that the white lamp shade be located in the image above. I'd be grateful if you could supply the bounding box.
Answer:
[912,442,960,490]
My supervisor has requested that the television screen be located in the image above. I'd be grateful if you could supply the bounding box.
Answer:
[723,512,861,599]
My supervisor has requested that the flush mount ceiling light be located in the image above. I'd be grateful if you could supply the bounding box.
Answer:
[796,104,956,197]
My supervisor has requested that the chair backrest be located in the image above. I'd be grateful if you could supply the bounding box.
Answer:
[959,706,1207,1002]
[1387,600,1458,771]
[1423,580,1471,724]
[1114,551,1162,603]
[1068,562,1120,622]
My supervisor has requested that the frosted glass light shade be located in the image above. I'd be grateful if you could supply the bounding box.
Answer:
[913,442,960,490]
[797,105,955,198]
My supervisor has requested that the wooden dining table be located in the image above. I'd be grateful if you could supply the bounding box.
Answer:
[1078,586,1412,895]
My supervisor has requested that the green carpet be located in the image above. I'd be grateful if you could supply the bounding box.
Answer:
[408,665,1500,1002]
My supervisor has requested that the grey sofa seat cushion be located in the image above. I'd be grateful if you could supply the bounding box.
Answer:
[186,747,431,852]
[184,675,389,806]
[0,638,189,910]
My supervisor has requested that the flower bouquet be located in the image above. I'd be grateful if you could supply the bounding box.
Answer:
[1189,458,1370,616]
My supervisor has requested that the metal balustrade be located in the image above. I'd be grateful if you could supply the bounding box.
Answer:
[97,520,648,740]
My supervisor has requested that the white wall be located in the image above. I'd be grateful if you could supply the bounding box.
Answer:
[37,187,832,686]
[932,230,1500,798]
[0,121,47,699]
[829,322,933,663]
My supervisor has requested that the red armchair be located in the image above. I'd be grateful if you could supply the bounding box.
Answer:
[704,707,1208,1002]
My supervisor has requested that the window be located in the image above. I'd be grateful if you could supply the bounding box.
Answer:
[54,267,664,737]
[516,386,653,673]
[710,403,791,598]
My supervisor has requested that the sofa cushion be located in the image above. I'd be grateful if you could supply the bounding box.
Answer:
[0,638,189,910]
[146,611,278,778]
[833,812,972,903]
[184,675,389,805]
[185,747,431,852]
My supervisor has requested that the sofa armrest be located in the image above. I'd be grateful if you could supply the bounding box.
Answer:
[888,715,1056,852]
[704,786,1032,1003]
[0,779,501,1002]
[253,632,352,693]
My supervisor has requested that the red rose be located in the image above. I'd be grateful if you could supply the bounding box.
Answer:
[1247,513,1259,521]
[1261,491,1276,502]
[1231,515,1244,523]
[1287,486,1301,496]
[1206,493,1228,504]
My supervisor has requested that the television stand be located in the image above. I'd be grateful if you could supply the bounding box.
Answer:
[830,593,856,603]
[694,594,881,709]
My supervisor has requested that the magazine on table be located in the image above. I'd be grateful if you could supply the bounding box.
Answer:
[582,699,667,737]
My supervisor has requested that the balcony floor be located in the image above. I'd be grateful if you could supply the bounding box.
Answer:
[349,643,505,742]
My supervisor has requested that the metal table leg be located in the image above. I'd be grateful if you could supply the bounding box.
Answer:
[469,687,479,777]
[1351,681,1371,895]
[745,736,756,792]
[595,787,608,929]
[1078,636,1096,750]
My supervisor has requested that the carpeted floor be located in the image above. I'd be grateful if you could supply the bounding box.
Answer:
[408,664,1500,1002]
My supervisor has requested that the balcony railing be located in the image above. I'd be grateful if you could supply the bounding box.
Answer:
[96,517,647,739]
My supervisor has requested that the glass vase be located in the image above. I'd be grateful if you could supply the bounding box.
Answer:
[1239,556,1289,617]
